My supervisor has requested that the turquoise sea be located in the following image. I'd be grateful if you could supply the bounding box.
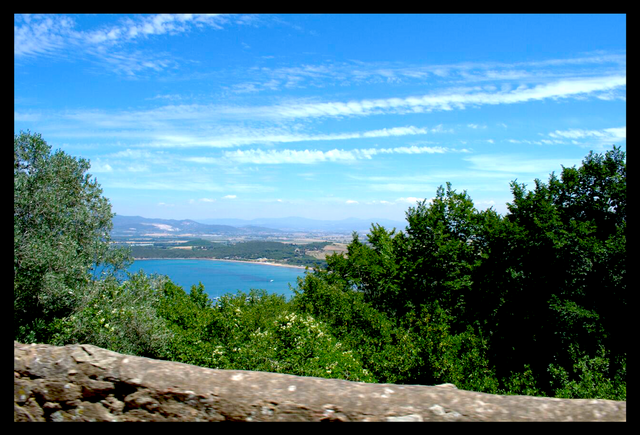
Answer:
[127,259,307,301]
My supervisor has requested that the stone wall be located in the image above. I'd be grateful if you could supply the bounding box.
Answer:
[14,341,626,422]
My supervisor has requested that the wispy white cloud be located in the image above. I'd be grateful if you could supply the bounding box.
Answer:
[14,110,43,122]
[463,154,584,174]
[226,53,626,95]
[162,124,439,148]
[16,13,626,94]
[508,126,626,148]
[24,102,444,147]
[369,183,435,192]
[222,148,359,165]
[107,179,224,192]
[14,14,74,58]
[234,75,626,121]
[125,164,150,173]
[14,14,243,76]
[15,14,230,56]
[16,69,625,152]
[219,145,465,165]
[396,197,427,204]
[88,161,113,173]
[84,14,227,45]
[91,48,181,77]
[49,72,622,128]
[548,126,626,141]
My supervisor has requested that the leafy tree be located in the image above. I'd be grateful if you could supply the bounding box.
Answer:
[14,131,131,343]
[476,146,626,396]
[404,302,500,394]
[320,227,403,316]
[397,183,500,326]
[292,273,420,384]
[155,280,221,367]
[293,146,625,399]
[548,343,626,401]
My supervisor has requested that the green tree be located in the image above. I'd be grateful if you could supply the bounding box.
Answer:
[14,131,131,343]
[293,273,420,384]
[156,280,221,367]
[321,227,403,316]
[297,187,504,389]
[397,183,500,325]
[293,146,625,399]
[405,302,501,394]
[477,146,626,397]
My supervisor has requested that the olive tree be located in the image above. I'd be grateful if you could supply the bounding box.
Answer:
[14,131,131,343]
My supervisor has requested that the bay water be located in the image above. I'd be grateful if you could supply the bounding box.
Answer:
[127,259,307,301]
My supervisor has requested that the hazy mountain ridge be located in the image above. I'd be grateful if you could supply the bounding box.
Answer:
[111,215,282,237]
[195,216,406,233]
[112,215,406,237]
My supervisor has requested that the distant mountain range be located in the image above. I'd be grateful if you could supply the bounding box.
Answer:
[195,216,406,233]
[111,215,406,237]
[111,215,281,238]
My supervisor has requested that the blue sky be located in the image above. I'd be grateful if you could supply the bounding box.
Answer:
[14,14,626,222]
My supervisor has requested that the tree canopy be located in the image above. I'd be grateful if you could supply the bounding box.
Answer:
[304,146,626,398]
[14,131,131,343]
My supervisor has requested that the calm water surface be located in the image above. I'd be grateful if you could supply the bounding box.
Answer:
[127,259,306,300]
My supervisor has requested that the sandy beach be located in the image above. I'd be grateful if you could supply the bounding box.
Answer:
[133,257,309,270]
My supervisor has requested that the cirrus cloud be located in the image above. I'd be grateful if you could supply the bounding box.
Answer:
[219,145,466,165]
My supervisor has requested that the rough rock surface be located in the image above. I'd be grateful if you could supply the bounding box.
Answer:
[14,341,626,422]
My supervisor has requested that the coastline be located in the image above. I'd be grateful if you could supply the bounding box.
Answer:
[132,257,309,270]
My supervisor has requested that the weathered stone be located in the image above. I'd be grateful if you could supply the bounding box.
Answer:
[72,401,116,422]
[79,379,116,399]
[32,379,83,403]
[42,401,62,411]
[14,379,32,404]
[124,390,161,412]
[14,341,626,422]
[14,398,45,422]
[100,395,125,415]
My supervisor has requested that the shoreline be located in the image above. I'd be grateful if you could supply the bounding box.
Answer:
[132,257,309,270]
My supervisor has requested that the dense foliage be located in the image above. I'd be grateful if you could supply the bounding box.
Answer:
[14,131,131,344]
[14,131,625,400]
[301,147,626,399]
